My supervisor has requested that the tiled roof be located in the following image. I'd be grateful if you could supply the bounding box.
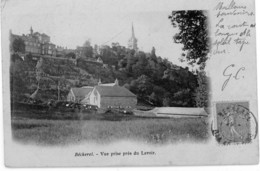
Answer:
[71,87,93,99]
[95,86,136,97]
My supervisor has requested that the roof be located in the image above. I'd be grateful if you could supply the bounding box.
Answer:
[81,86,93,88]
[151,107,208,116]
[95,86,136,97]
[71,87,93,99]
[99,83,116,86]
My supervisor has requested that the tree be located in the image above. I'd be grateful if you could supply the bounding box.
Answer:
[151,47,156,56]
[149,86,167,106]
[194,71,209,108]
[83,40,91,47]
[169,11,209,70]
[126,52,135,74]
[82,40,93,58]
[11,38,25,53]
[83,46,93,58]
[163,97,171,107]
[65,52,76,59]
[123,83,130,90]
[24,53,33,62]
[10,59,27,100]
[132,75,153,100]
[132,53,148,77]
[150,46,157,61]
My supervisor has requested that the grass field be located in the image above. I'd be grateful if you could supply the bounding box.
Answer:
[11,109,210,145]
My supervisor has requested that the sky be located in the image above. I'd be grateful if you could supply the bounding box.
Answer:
[2,0,185,66]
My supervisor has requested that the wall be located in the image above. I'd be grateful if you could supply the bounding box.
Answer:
[89,89,101,107]
[100,96,137,110]
[67,91,75,102]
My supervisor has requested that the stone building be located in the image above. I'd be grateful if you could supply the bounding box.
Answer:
[42,43,56,55]
[10,27,56,56]
[83,79,137,110]
[56,46,66,57]
[67,80,137,110]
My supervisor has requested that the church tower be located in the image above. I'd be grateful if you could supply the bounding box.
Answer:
[128,23,138,51]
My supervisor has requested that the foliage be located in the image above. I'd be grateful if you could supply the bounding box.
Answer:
[65,52,76,59]
[99,46,119,66]
[10,55,93,101]
[10,59,28,101]
[169,10,209,70]
[169,10,210,107]
[194,71,210,107]
[11,38,25,53]
[10,39,203,107]
[83,46,94,58]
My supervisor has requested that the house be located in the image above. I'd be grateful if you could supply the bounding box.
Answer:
[82,79,137,110]
[10,27,56,56]
[88,85,137,110]
[42,43,56,55]
[67,87,93,103]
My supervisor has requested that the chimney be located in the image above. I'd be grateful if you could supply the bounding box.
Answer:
[98,78,101,85]
[115,78,119,86]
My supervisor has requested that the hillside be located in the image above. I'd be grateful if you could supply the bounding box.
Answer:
[10,55,96,102]
[10,44,205,107]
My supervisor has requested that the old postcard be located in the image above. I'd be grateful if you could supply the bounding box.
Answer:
[1,0,258,167]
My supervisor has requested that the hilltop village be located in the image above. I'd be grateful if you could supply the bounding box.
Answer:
[10,25,202,111]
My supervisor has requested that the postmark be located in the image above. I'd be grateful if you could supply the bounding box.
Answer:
[212,101,258,145]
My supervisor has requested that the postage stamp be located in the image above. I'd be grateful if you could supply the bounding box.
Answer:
[212,101,258,145]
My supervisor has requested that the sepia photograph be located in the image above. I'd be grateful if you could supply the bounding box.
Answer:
[2,0,258,167]
[9,7,211,145]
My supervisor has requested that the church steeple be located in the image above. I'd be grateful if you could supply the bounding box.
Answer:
[128,23,138,51]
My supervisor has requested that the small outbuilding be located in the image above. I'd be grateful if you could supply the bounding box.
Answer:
[133,107,208,118]
[88,85,137,110]
[81,79,137,110]
[151,107,208,118]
